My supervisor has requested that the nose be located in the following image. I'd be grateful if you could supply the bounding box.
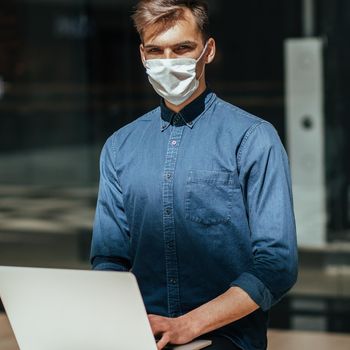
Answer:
[163,48,176,59]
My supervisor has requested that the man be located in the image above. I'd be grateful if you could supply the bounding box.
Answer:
[90,1,298,349]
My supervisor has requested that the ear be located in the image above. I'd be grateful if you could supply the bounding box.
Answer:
[140,43,146,65]
[205,38,216,64]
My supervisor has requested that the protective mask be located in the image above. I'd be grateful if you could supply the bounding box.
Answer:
[143,42,208,106]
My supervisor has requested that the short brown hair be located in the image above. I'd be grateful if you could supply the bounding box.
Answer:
[131,0,210,42]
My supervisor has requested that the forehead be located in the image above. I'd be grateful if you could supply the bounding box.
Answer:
[142,8,202,46]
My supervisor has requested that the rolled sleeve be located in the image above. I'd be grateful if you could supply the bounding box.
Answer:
[90,134,131,272]
[231,121,298,311]
[230,272,273,311]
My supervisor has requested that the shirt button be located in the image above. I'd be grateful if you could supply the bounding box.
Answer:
[188,121,193,126]
[171,140,177,146]
[170,278,177,285]
[165,208,171,215]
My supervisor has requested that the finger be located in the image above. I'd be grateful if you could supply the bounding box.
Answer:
[157,333,170,350]
[149,319,167,336]
[149,314,167,321]
[148,315,168,330]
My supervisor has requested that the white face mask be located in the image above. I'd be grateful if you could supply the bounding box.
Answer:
[143,42,208,106]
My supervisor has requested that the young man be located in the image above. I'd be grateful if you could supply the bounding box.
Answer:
[90,1,298,349]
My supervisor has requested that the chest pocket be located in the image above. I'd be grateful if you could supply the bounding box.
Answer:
[185,170,237,225]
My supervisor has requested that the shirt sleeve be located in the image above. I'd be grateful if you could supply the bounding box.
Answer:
[90,134,131,272]
[230,121,298,311]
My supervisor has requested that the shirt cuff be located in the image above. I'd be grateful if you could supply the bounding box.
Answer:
[230,272,273,311]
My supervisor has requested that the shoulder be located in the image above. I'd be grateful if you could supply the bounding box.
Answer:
[115,107,159,138]
[212,95,284,159]
[214,97,264,127]
[104,106,160,151]
[212,95,280,144]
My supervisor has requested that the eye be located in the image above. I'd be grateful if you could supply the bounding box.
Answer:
[174,44,196,55]
[175,45,191,52]
[146,47,162,54]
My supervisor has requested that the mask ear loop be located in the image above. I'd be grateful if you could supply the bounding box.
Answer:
[196,41,209,81]
[196,41,209,63]
[140,44,148,67]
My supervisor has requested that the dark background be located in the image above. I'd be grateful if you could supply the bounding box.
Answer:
[0,0,348,236]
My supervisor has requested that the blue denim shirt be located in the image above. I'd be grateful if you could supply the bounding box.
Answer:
[90,89,298,350]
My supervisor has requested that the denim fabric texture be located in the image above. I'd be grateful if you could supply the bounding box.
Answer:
[90,89,298,350]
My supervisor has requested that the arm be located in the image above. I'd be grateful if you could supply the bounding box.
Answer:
[90,135,131,271]
[231,121,298,310]
[150,122,298,349]
[150,286,258,349]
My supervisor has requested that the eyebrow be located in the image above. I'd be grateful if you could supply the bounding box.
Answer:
[144,41,198,49]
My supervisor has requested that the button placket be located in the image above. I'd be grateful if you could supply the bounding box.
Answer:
[162,125,183,317]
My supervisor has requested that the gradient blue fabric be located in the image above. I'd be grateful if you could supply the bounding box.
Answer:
[90,89,298,350]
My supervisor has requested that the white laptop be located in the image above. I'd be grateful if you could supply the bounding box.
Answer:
[0,266,212,350]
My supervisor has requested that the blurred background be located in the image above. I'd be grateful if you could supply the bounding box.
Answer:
[0,0,349,336]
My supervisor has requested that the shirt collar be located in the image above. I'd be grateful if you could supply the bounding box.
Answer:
[160,88,215,132]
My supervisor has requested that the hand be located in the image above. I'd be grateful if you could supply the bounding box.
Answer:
[148,314,197,350]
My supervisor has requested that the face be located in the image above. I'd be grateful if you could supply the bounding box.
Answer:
[140,8,215,78]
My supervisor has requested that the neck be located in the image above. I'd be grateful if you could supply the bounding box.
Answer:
[164,78,207,113]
